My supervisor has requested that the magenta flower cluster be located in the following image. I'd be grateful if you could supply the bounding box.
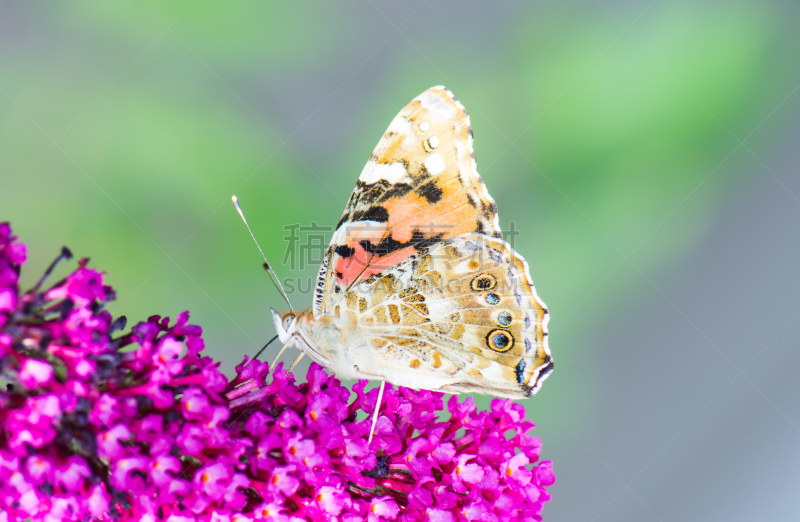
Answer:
[0,223,554,521]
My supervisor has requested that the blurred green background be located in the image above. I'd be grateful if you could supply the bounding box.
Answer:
[2,1,799,520]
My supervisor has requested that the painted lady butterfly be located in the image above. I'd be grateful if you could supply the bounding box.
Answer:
[270,87,553,435]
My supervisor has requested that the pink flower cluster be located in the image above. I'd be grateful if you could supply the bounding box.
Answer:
[0,223,554,521]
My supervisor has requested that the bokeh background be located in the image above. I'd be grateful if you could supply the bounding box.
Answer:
[2,1,799,520]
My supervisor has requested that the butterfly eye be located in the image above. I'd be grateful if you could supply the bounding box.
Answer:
[282,315,295,331]
[486,329,514,353]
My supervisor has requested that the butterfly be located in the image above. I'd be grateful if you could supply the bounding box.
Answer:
[269,86,553,439]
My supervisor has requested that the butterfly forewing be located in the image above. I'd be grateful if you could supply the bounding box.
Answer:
[314,86,502,316]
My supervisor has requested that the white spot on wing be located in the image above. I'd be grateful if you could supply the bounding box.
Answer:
[418,88,458,121]
[424,153,446,176]
[360,161,408,184]
[426,297,457,321]
[386,114,412,136]
[428,135,439,149]
[481,361,508,381]
[419,121,430,132]
[330,225,347,245]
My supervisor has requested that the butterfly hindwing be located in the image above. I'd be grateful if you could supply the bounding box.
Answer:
[331,234,552,398]
[314,86,502,316]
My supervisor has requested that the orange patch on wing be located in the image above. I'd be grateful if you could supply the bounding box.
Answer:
[333,225,386,287]
[384,174,477,235]
[332,152,489,291]
[335,197,482,290]
[334,242,417,289]
[382,193,430,242]
[376,140,405,164]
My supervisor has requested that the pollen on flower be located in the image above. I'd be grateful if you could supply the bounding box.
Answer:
[0,222,555,521]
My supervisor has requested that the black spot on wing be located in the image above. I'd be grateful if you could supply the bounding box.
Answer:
[359,183,389,205]
[409,229,445,250]
[359,229,445,257]
[359,238,395,256]
[352,206,389,223]
[381,182,413,201]
[335,245,355,258]
[480,199,497,214]
[416,180,443,204]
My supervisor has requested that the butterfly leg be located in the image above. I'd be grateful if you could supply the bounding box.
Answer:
[368,379,386,445]
[287,352,305,374]
[268,343,290,376]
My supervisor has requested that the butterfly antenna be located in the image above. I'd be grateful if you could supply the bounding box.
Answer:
[252,335,279,362]
[231,195,294,311]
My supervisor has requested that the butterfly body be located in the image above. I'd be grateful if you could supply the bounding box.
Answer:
[272,86,553,399]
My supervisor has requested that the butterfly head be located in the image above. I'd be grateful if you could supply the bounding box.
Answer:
[271,308,299,344]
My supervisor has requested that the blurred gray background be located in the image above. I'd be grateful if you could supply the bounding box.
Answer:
[2,1,799,520]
